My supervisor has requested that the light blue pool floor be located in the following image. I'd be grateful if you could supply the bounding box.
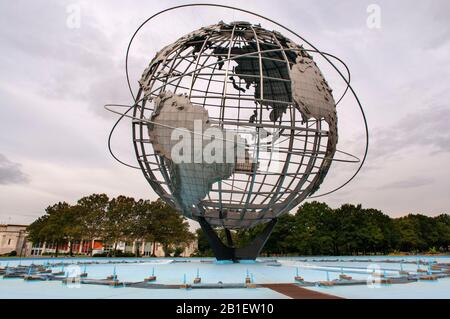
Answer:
[0,280,288,299]
[1,256,449,299]
[307,278,450,299]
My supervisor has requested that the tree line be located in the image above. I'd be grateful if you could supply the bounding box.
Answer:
[197,202,450,256]
[29,197,449,258]
[27,194,195,257]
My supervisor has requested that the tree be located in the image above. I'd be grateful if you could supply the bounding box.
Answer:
[262,214,296,255]
[363,208,397,254]
[435,214,450,252]
[28,202,72,257]
[395,214,426,252]
[147,199,195,257]
[62,205,83,256]
[76,194,109,255]
[28,194,449,258]
[27,215,50,245]
[195,228,214,257]
[132,199,157,256]
[293,202,337,255]
[104,196,136,256]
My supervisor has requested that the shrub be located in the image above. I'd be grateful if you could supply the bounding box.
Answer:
[92,251,136,258]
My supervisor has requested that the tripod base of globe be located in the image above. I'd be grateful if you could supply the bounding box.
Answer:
[198,217,278,262]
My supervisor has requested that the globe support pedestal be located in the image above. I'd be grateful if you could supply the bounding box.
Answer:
[198,217,277,262]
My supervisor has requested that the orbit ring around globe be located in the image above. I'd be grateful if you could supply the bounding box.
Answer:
[105,4,368,240]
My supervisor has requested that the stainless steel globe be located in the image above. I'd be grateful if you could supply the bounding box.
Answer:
[132,21,338,232]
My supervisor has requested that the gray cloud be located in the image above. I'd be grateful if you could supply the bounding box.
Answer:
[0,1,132,119]
[0,154,29,185]
[1,0,450,223]
[380,176,435,190]
[368,105,450,161]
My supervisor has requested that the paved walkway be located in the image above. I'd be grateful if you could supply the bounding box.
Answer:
[262,283,342,299]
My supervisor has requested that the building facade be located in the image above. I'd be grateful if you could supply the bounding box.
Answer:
[30,240,197,257]
[0,224,32,256]
[1,224,197,258]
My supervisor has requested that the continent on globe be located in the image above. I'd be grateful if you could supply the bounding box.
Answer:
[148,91,254,218]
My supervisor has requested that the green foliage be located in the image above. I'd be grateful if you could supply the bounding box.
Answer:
[28,196,449,257]
[229,201,450,256]
[194,228,214,257]
[27,202,75,256]
[92,251,136,258]
[27,195,196,257]
[149,199,195,256]
[104,195,137,255]
[173,246,185,257]
[75,193,109,254]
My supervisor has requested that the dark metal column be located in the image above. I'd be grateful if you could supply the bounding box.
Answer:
[235,218,277,260]
[198,217,277,261]
[224,228,234,247]
[198,217,234,260]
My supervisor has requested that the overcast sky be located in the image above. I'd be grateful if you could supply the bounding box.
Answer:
[0,0,449,225]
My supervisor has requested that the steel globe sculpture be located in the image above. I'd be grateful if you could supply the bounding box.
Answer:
[106,6,367,261]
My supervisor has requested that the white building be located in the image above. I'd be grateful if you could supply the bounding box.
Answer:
[30,239,197,257]
[118,240,197,257]
[0,224,32,256]
[1,223,197,257]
